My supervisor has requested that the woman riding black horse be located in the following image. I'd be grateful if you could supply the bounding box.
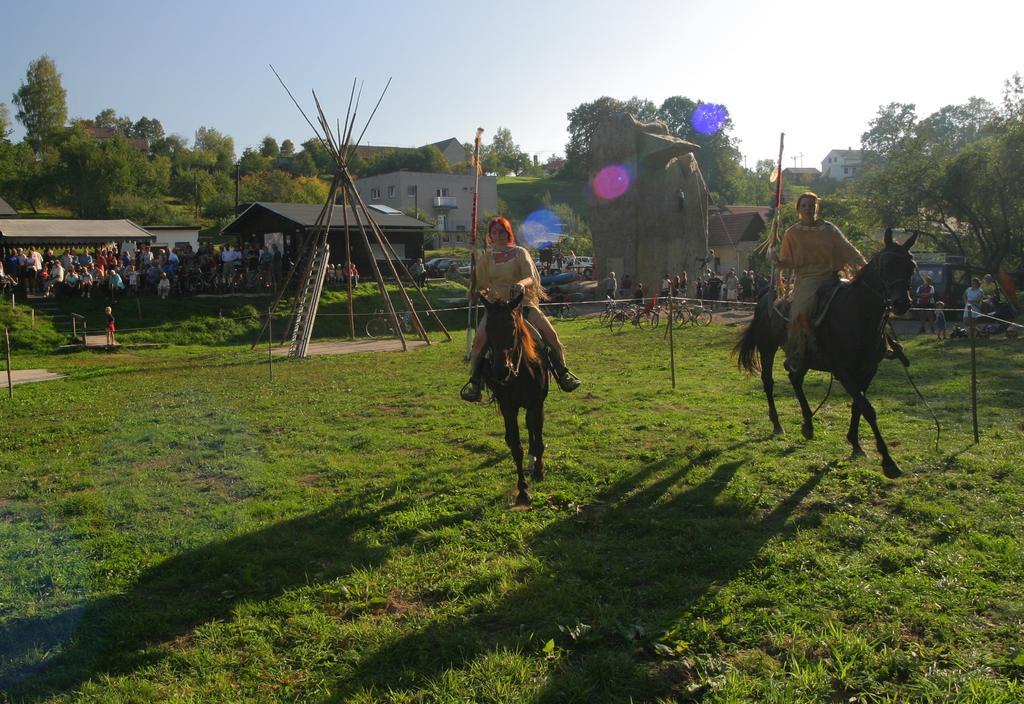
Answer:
[736,228,918,478]
[478,293,549,505]
[461,217,581,402]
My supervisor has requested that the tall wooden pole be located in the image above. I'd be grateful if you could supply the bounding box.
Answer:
[465,128,484,361]
[5,327,12,399]
[769,132,785,297]
[969,308,979,443]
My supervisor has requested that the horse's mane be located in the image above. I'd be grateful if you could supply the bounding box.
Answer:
[514,310,541,365]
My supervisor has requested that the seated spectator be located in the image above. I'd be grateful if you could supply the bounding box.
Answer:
[63,267,80,296]
[80,267,95,298]
[107,269,125,301]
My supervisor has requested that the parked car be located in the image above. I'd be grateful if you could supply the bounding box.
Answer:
[425,258,455,277]
[565,256,594,278]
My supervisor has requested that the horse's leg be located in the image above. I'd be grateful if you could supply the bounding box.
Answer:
[834,373,900,478]
[847,402,865,457]
[501,401,529,505]
[788,368,815,439]
[761,345,783,435]
[526,402,545,481]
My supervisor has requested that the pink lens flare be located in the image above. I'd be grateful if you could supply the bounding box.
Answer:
[592,164,632,201]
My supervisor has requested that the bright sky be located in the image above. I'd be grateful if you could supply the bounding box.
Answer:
[2,0,1021,173]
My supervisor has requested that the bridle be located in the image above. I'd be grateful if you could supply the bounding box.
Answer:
[860,247,914,313]
[488,310,525,385]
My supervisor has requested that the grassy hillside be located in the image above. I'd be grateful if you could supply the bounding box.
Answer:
[498,176,591,224]
[1,319,1022,701]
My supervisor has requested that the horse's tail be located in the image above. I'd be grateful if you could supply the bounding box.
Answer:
[733,291,773,374]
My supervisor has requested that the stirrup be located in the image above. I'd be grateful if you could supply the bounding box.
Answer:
[460,379,483,402]
[556,369,582,392]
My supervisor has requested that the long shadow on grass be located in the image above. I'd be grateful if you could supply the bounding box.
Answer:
[330,445,830,702]
[0,493,473,701]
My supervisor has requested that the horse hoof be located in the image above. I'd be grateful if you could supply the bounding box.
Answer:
[514,491,532,507]
[772,426,784,436]
[801,423,814,440]
[882,461,903,479]
[850,447,866,459]
[532,466,545,481]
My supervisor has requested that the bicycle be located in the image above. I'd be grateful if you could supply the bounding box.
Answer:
[365,309,414,338]
[549,301,578,320]
[666,299,712,328]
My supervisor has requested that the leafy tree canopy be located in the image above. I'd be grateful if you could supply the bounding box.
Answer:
[12,54,68,153]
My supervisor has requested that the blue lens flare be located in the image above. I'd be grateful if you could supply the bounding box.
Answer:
[691,103,728,136]
[520,209,564,248]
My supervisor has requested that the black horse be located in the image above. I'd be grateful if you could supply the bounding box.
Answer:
[735,228,918,477]
[480,295,550,506]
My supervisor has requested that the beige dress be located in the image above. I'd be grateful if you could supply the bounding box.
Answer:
[474,245,543,312]
[777,220,865,361]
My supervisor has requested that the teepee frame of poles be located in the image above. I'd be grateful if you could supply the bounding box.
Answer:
[252,68,451,355]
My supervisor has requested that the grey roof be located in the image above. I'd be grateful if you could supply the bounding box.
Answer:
[0,196,16,217]
[0,219,155,244]
[223,202,429,234]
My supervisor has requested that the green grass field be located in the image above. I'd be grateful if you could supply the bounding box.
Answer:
[497,177,590,224]
[1,316,1022,702]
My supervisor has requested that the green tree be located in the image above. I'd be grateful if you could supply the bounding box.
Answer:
[132,116,165,144]
[12,55,68,153]
[483,127,530,176]
[93,108,133,134]
[0,103,11,139]
[193,126,235,171]
[563,96,657,179]
[260,136,280,158]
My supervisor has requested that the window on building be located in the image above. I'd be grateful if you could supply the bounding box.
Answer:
[370,188,381,200]
[407,186,416,197]
[387,185,396,198]
[435,188,449,197]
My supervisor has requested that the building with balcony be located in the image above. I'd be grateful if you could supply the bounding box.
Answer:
[352,170,498,244]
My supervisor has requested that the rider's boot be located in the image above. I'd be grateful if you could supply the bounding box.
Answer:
[548,345,582,392]
[460,353,485,402]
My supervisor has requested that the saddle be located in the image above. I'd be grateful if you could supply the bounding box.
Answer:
[772,276,846,327]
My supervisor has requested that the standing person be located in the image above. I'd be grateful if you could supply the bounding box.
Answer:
[678,270,688,298]
[345,261,359,287]
[104,306,117,347]
[461,217,581,402]
[725,269,740,304]
[659,274,672,301]
[934,301,947,340]
[620,273,633,299]
[410,258,427,288]
[916,276,936,333]
[963,277,984,320]
[604,271,618,300]
[771,191,866,373]
[739,269,753,301]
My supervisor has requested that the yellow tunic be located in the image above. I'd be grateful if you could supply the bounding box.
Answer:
[474,245,542,307]
[778,220,866,359]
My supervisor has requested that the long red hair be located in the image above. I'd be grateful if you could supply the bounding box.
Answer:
[488,217,515,246]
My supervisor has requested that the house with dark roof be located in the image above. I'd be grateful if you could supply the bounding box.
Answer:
[707,207,769,273]
[220,202,430,270]
[351,137,468,167]
[84,127,150,153]
[0,195,17,218]
[0,219,155,249]
[782,166,821,185]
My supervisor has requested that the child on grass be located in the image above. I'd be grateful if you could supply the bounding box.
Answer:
[934,301,947,340]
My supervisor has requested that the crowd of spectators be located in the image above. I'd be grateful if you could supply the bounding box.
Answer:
[0,243,293,300]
